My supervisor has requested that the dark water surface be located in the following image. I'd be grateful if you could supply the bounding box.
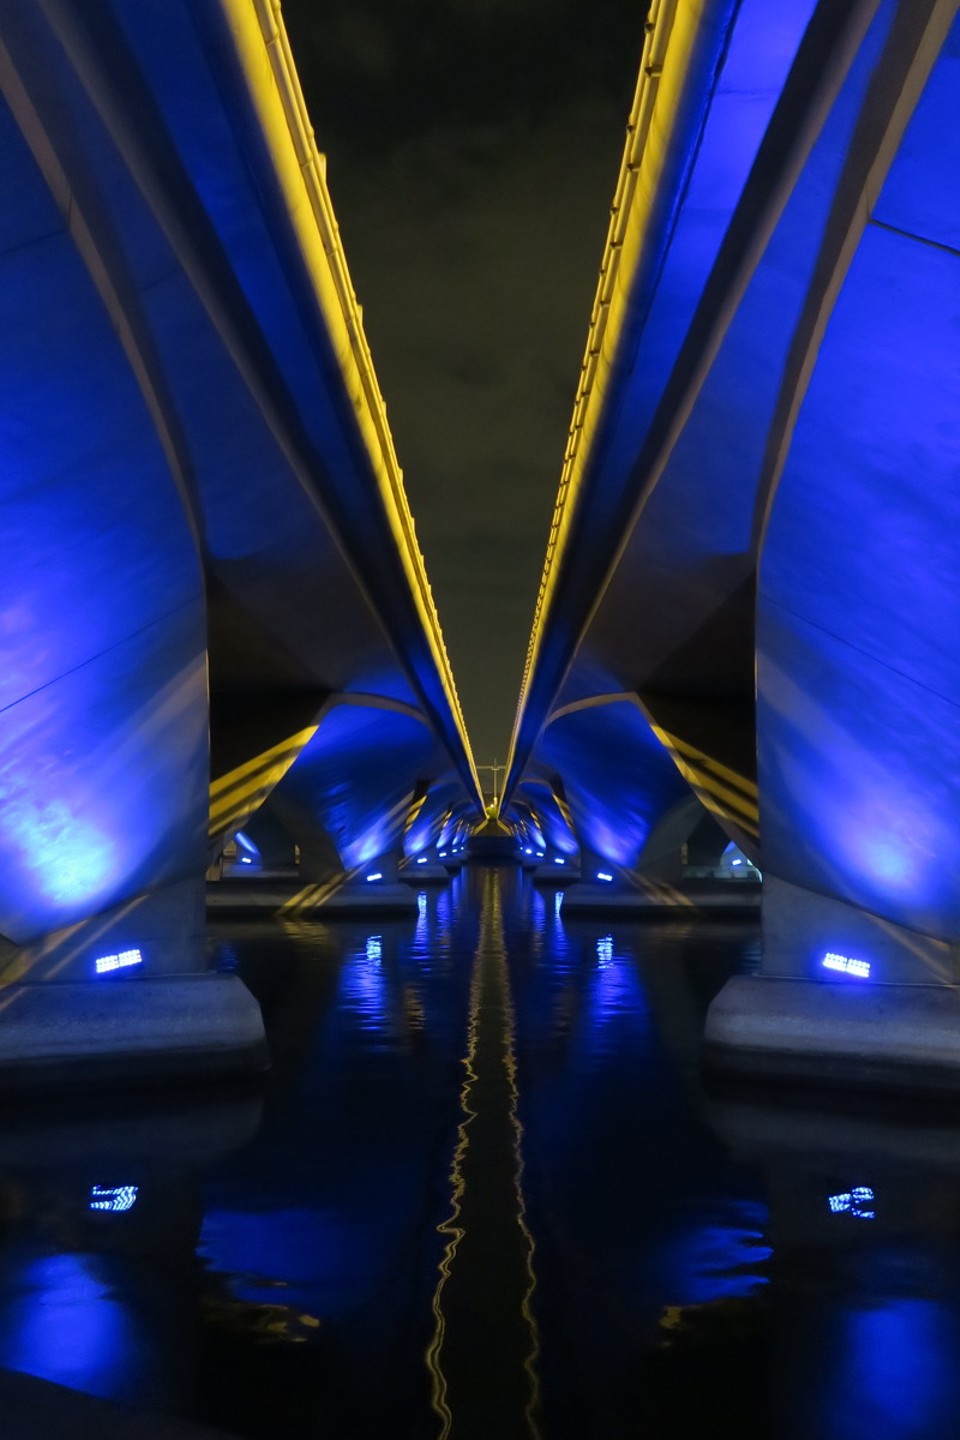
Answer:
[2,866,960,1437]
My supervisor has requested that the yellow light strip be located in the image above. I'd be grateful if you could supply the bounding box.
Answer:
[278,872,351,913]
[218,0,481,804]
[403,791,428,838]
[636,875,695,907]
[209,725,318,836]
[648,725,759,801]
[507,0,690,770]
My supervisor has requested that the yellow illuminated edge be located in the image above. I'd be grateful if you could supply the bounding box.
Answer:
[504,0,700,783]
[218,0,481,803]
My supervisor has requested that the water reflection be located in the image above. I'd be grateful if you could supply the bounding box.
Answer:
[426,869,541,1439]
[711,1092,960,1440]
[509,909,771,1438]
[5,879,960,1437]
[0,1092,260,1407]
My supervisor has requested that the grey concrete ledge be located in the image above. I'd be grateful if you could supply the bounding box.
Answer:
[398,864,450,885]
[0,1367,238,1439]
[562,884,761,916]
[0,975,268,1092]
[705,975,960,1094]
[531,864,580,885]
[206,880,418,916]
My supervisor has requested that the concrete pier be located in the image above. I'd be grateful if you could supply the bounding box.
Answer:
[0,976,268,1092]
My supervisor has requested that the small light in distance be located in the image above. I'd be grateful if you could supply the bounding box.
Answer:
[554,857,565,866]
[417,857,427,864]
[240,856,252,864]
[822,950,870,979]
[366,872,383,883]
[90,1184,139,1213]
[439,851,448,858]
[828,1186,875,1219]
[95,948,143,975]
[597,871,613,883]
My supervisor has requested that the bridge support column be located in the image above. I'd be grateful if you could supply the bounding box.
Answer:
[0,877,268,1091]
[705,876,960,1094]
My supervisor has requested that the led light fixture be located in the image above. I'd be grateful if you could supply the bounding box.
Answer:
[822,950,870,979]
[417,856,427,864]
[95,948,142,975]
[366,872,383,883]
[89,1184,139,1213]
[828,1186,875,1219]
[597,871,613,883]
[554,857,565,865]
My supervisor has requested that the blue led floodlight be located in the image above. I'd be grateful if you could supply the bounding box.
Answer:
[822,950,871,979]
[94,948,142,975]
[89,1184,139,1213]
[366,872,383,882]
[554,857,565,866]
[597,871,613,882]
[416,856,427,864]
[828,1186,875,1219]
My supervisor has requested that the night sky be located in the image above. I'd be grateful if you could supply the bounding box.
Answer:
[280,0,645,764]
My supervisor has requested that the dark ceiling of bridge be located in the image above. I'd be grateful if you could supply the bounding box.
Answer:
[278,0,647,763]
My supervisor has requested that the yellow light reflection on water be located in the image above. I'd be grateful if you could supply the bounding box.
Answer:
[425,870,541,1438]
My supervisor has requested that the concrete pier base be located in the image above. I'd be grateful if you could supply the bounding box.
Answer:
[0,975,268,1091]
[705,975,960,1094]
[531,861,579,885]
[398,862,450,885]
[206,879,418,916]
[562,881,760,916]
[316,882,419,914]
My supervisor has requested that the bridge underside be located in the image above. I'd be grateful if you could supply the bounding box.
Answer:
[505,0,960,1088]
[0,0,479,1082]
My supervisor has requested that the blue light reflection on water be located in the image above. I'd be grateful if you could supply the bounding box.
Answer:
[7,876,960,1435]
[0,1252,147,1401]
[648,1200,772,1307]
[800,1295,960,1440]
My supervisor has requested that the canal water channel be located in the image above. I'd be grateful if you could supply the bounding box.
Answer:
[0,865,958,1437]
